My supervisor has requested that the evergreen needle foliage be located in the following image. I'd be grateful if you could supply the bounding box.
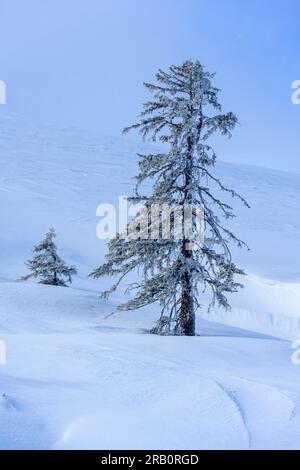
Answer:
[90,60,249,336]
[22,228,77,286]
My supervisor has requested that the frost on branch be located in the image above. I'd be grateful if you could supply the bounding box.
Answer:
[90,60,249,336]
[22,228,77,287]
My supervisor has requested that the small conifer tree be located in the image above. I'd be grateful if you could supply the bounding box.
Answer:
[22,228,77,286]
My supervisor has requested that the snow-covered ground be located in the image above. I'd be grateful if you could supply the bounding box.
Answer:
[0,111,300,449]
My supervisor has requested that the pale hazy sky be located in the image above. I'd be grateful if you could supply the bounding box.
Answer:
[0,0,300,171]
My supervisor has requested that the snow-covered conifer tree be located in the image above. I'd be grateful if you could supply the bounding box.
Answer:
[90,60,249,336]
[22,228,77,286]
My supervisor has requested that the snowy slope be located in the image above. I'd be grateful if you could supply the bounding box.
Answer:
[0,111,300,449]
[1,281,300,450]
[0,111,299,337]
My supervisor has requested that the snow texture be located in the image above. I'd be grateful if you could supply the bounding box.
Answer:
[0,112,300,449]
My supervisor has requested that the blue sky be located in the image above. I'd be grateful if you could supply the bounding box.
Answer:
[0,0,300,171]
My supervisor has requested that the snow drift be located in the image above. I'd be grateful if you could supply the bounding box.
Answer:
[0,111,300,449]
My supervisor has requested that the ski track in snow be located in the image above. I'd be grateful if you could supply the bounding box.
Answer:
[213,381,252,448]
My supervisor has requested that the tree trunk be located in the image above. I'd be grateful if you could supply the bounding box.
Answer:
[179,247,195,336]
[53,254,58,286]
[178,75,196,336]
[53,271,58,286]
